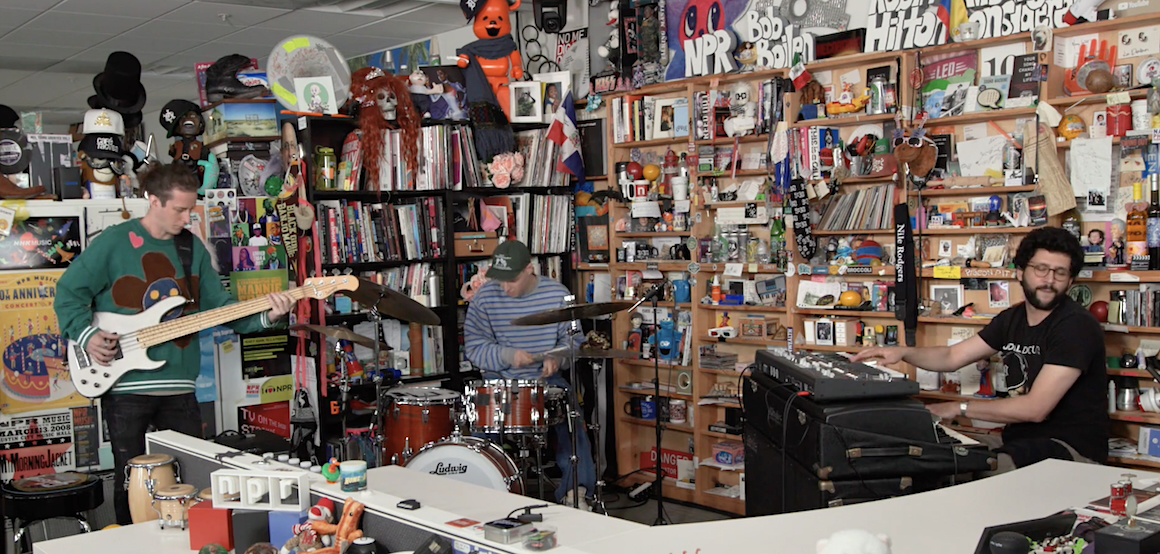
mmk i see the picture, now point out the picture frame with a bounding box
[1113,64,1134,89]
[294,76,338,114]
[532,71,570,122]
[930,284,964,315]
[815,318,834,346]
[418,65,469,121]
[988,280,1010,309]
[509,81,545,123]
[652,97,677,139]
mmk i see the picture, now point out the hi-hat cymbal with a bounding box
[534,346,642,360]
[510,301,636,326]
[347,278,441,325]
[291,324,393,350]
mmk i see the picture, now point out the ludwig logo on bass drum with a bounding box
[431,462,468,475]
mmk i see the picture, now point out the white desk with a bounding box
[34,523,196,554]
[579,459,1139,554]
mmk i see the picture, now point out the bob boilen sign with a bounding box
[684,1,815,77]
[866,0,1076,52]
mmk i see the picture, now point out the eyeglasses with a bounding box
[87,157,126,175]
[1025,262,1071,281]
[892,135,935,148]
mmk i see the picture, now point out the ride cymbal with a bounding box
[346,278,440,325]
[291,324,392,350]
[510,301,636,326]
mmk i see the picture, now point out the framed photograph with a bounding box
[815,318,834,346]
[988,280,1010,309]
[653,97,677,139]
[294,76,338,114]
[740,317,765,338]
[532,71,570,122]
[1113,64,1134,89]
[937,239,953,258]
[1091,110,1107,138]
[509,81,544,123]
[930,284,964,315]
[419,65,468,120]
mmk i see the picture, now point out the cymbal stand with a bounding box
[590,359,608,515]
[367,307,394,469]
[562,295,583,509]
[335,340,352,460]
[629,282,671,525]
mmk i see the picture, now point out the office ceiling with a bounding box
[0,0,468,127]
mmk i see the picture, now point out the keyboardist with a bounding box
[853,227,1108,473]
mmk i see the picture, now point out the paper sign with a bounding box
[1118,26,1160,59]
[724,263,743,277]
[1107,91,1131,105]
[673,200,691,213]
[1111,272,1141,282]
[1053,33,1099,68]
[933,266,962,279]
[631,201,662,218]
[962,123,987,141]
[839,69,860,87]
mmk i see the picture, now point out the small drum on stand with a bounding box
[544,386,568,427]
[466,379,548,434]
[381,387,461,465]
[404,433,524,494]
[127,453,179,524]
[152,484,198,530]
[195,487,214,504]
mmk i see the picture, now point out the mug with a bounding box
[624,396,643,418]
[624,396,656,419]
[670,243,691,260]
[636,243,659,260]
[671,177,689,201]
[669,399,687,424]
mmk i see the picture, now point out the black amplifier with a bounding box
[743,371,995,480]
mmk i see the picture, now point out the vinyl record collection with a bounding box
[315,197,445,263]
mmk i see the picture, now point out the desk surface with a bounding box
[37,432,1148,554]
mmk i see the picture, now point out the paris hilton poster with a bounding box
[0,271,86,414]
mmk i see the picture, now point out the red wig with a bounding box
[352,67,420,191]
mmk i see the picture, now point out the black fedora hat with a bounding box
[92,51,146,114]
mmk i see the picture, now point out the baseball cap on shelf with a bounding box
[485,240,531,282]
[78,133,124,160]
[83,109,124,136]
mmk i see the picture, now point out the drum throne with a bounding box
[2,472,103,553]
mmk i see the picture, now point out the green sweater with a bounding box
[54,219,270,394]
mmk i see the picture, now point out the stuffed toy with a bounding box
[460,270,490,302]
[307,498,364,554]
[455,0,521,159]
[279,498,334,554]
[723,82,756,137]
[596,6,622,73]
[350,67,420,191]
[816,529,893,554]
[407,68,443,119]
[891,115,937,186]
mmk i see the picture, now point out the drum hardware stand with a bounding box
[590,360,608,515]
[561,295,585,510]
[628,281,672,525]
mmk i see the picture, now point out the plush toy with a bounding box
[161,99,218,193]
[816,530,893,554]
[407,68,443,119]
[892,115,938,186]
[736,42,758,72]
[279,498,335,554]
[308,498,364,554]
[723,82,756,137]
[350,67,419,190]
[596,6,622,72]
[455,0,521,160]
[460,270,490,302]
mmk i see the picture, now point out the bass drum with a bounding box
[403,435,524,494]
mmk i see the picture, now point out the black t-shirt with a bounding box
[977,297,1108,464]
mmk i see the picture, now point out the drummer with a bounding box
[464,240,597,510]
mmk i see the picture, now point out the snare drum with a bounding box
[465,379,548,434]
[382,387,461,465]
[152,483,197,530]
[404,435,524,494]
[127,453,178,524]
[545,386,568,427]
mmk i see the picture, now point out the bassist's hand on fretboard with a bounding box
[86,329,121,366]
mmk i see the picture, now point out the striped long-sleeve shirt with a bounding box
[464,276,579,380]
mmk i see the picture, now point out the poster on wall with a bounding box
[238,401,290,438]
[865,0,1077,52]
[555,28,590,98]
[0,270,87,414]
[70,405,100,469]
[348,40,433,73]
[0,411,75,480]
[240,331,292,380]
[0,215,83,271]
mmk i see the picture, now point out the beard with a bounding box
[1020,277,1066,311]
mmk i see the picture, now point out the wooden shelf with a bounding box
[617,415,694,433]
[700,263,783,274]
[1109,368,1152,378]
[610,261,695,271]
[699,367,748,377]
[797,308,896,317]
[612,136,685,149]
[615,231,693,237]
[702,429,742,439]
[792,112,895,129]
[204,135,279,149]
[842,175,896,185]
[799,344,878,352]
[1077,270,1160,283]
[920,226,1041,235]
[619,386,694,401]
[619,358,693,370]
[606,80,691,98]
[1108,456,1160,470]
[922,107,1037,127]
[913,185,1036,197]
[575,262,610,270]
[698,336,787,346]
[1110,410,1160,425]
[813,228,892,235]
[1103,324,1160,335]
[1045,89,1148,108]
[698,168,770,178]
[701,304,786,313]
[921,267,1017,279]
[695,134,769,146]
[1058,136,1121,149]
[918,316,994,325]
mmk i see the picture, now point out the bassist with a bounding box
[54,162,297,524]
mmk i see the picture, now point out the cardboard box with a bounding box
[712,440,744,465]
[188,501,233,551]
[1138,427,1160,457]
[202,100,278,145]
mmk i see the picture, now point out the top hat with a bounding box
[91,52,147,115]
[0,105,17,129]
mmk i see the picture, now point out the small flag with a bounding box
[935,0,953,40]
[948,0,968,41]
[547,91,585,178]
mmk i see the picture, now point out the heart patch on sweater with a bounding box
[129,231,144,248]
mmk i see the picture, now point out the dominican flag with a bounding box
[546,91,585,179]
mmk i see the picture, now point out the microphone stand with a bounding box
[629,281,671,525]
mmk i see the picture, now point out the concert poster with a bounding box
[0,410,76,480]
[237,401,290,438]
[70,405,100,469]
[0,216,82,271]
[0,270,87,414]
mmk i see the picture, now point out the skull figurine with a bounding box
[377,88,398,121]
[723,81,756,137]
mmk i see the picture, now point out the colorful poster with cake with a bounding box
[0,270,86,414]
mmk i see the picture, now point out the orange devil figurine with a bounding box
[455,0,519,160]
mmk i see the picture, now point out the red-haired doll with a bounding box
[351,67,420,190]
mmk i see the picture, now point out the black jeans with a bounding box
[102,393,203,525]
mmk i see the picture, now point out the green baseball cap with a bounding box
[486,240,531,281]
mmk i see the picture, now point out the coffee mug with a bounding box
[669,399,687,424]
[624,396,657,419]
[636,243,659,260]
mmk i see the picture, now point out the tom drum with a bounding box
[381,387,461,465]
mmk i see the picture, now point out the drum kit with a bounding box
[295,278,660,511]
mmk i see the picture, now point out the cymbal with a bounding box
[347,278,441,325]
[291,324,393,350]
[535,346,642,360]
[510,301,636,326]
